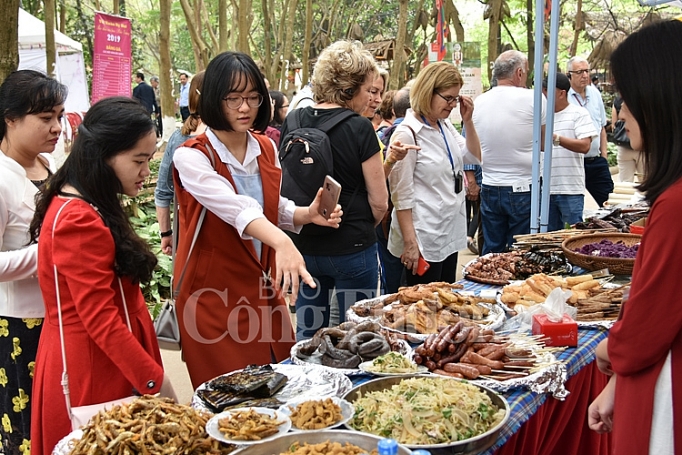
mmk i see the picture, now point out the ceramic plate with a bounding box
[358,360,429,377]
[278,396,354,432]
[205,407,291,445]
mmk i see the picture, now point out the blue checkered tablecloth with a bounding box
[288,276,609,453]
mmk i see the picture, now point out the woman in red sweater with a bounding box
[588,20,682,455]
[29,97,176,454]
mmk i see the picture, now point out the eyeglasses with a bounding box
[222,94,264,110]
[568,69,590,76]
[436,92,460,105]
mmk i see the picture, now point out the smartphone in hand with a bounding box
[318,175,342,219]
[416,256,430,276]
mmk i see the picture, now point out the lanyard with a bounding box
[421,115,455,172]
[572,92,586,107]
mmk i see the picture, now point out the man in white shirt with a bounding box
[566,56,613,207]
[473,50,546,254]
[178,73,190,121]
[542,73,598,231]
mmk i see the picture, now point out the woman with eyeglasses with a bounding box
[172,52,341,387]
[387,61,481,285]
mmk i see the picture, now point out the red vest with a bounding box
[173,133,295,388]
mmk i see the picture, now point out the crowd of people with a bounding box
[0,18,679,455]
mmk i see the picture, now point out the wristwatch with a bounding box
[160,229,173,238]
[553,134,561,147]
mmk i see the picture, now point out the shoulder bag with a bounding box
[612,119,631,148]
[51,199,138,431]
[154,140,216,350]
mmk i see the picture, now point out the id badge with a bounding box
[512,180,530,192]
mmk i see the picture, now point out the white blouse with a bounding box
[173,129,300,239]
[387,110,480,263]
[0,150,55,318]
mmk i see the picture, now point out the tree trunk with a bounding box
[279,0,298,89]
[569,0,583,57]
[445,0,465,42]
[486,0,504,82]
[261,0,273,80]
[113,0,119,15]
[44,0,57,78]
[59,0,66,32]
[390,0,408,90]
[301,0,313,85]
[179,0,210,70]
[237,0,250,53]
[159,0,175,139]
[526,0,534,85]
[0,0,20,83]
[219,0,228,52]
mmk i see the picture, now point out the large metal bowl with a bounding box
[231,429,412,454]
[343,375,510,455]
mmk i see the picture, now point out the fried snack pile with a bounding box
[352,282,495,335]
[499,273,625,321]
[68,395,235,455]
[218,408,284,441]
[288,398,342,430]
[282,441,378,455]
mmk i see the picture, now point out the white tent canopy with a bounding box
[18,8,90,113]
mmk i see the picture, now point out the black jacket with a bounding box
[133,81,158,114]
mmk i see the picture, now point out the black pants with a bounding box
[584,156,614,207]
[155,109,163,137]
[180,106,190,122]
[405,251,458,286]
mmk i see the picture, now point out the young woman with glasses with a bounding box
[171,52,341,388]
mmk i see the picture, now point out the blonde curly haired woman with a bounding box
[279,40,388,341]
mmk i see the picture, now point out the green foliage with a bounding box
[122,158,171,319]
[607,142,618,167]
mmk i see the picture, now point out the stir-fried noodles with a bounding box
[349,377,505,445]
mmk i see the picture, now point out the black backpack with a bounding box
[279,108,356,206]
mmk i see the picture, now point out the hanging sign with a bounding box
[91,12,132,104]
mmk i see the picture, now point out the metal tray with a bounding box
[231,429,412,454]
[342,375,510,455]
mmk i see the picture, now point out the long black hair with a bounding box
[30,97,157,283]
[0,70,67,139]
[610,19,682,205]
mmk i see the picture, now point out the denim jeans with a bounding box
[480,185,531,254]
[295,244,379,341]
[375,224,404,294]
[548,194,584,231]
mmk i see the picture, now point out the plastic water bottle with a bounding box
[411,450,432,455]
[377,438,399,455]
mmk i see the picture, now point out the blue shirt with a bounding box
[568,84,606,158]
[179,82,189,108]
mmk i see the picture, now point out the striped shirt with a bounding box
[550,103,598,194]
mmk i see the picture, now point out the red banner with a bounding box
[91,12,132,105]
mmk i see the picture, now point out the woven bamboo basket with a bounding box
[561,233,641,275]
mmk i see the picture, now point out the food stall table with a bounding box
[458,278,612,455]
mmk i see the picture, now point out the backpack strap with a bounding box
[315,109,357,133]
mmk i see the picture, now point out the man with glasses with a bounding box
[473,50,546,254]
[542,73,598,231]
[567,56,613,207]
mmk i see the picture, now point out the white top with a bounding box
[473,86,546,186]
[173,129,300,239]
[567,85,607,158]
[549,104,598,195]
[387,110,480,262]
[650,351,673,454]
[0,150,56,318]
